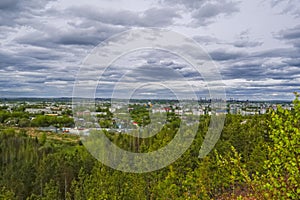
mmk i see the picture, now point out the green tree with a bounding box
[260,93,300,199]
[42,180,60,200]
[0,186,16,200]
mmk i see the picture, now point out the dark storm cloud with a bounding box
[55,25,123,46]
[283,59,300,67]
[0,70,46,95]
[124,50,204,81]
[13,32,54,48]
[124,65,181,82]
[232,40,263,48]
[0,51,27,68]
[276,24,300,48]
[18,48,63,61]
[221,56,300,82]
[98,49,204,85]
[265,66,300,80]
[0,0,56,12]
[0,0,56,27]
[45,75,75,82]
[0,48,66,71]
[0,0,19,10]
[221,63,266,80]
[0,50,52,71]
[209,49,247,61]
[278,25,300,40]
[161,0,205,9]
[251,48,299,59]
[27,79,46,84]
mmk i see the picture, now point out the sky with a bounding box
[0,0,300,100]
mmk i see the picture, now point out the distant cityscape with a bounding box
[0,97,293,135]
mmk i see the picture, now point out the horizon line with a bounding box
[0,97,293,102]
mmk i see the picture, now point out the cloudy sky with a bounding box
[1,0,300,100]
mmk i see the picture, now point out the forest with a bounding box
[0,96,299,199]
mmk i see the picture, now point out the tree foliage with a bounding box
[0,96,299,199]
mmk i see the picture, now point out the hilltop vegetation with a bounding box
[0,96,299,199]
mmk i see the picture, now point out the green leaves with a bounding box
[260,93,300,199]
[0,186,16,200]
